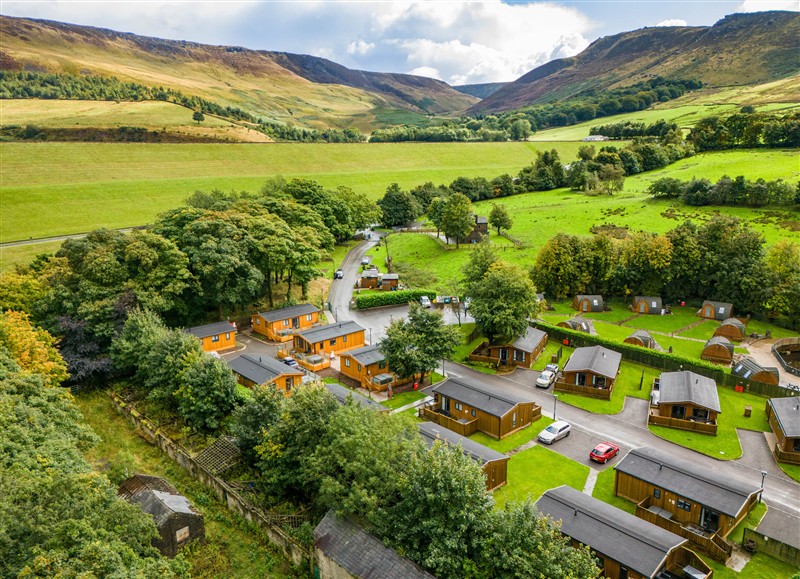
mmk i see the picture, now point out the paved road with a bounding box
[0,227,138,247]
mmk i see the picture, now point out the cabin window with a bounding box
[471,409,476,417]
[225,332,231,340]
[619,566,628,579]
[306,314,313,321]
[286,377,293,392]
[595,557,604,570]
[211,335,219,342]
[671,405,686,420]
[379,361,387,369]
[677,499,692,512]
[283,319,289,327]
[512,412,517,428]
[455,402,463,411]
[357,364,362,372]
[577,373,587,386]
[653,488,661,499]
[329,338,337,346]
[513,350,525,362]
[344,358,350,368]
[255,318,260,325]
[718,307,725,314]
[343,334,347,343]
[793,439,800,452]
[692,408,710,421]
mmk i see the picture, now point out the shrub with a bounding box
[354,289,436,309]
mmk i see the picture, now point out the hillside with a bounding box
[471,11,800,114]
[453,82,507,99]
[0,15,477,130]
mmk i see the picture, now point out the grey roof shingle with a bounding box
[615,447,761,517]
[732,357,780,383]
[768,397,800,438]
[118,475,200,526]
[361,270,380,279]
[536,485,685,578]
[627,329,657,347]
[431,375,534,418]
[563,346,622,379]
[313,510,435,579]
[381,273,399,280]
[704,336,734,353]
[510,327,547,353]
[418,422,507,465]
[227,354,303,385]
[297,321,365,343]
[719,318,745,332]
[658,371,721,413]
[185,321,236,339]
[324,382,387,412]
[256,303,320,322]
[345,344,385,367]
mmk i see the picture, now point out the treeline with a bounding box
[648,175,799,207]
[0,311,187,577]
[589,119,679,139]
[688,109,800,151]
[533,217,800,329]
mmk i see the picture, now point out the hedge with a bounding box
[354,290,437,310]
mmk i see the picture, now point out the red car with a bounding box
[590,442,620,464]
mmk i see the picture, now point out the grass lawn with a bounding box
[531,341,574,371]
[777,462,800,484]
[381,390,427,410]
[591,468,636,515]
[557,361,658,414]
[0,240,63,273]
[700,552,798,579]
[622,306,703,334]
[315,239,359,276]
[746,319,799,340]
[728,502,767,546]
[677,320,721,341]
[453,322,483,362]
[648,387,771,460]
[493,444,589,508]
[74,391,295,578]
[470,416,554,454]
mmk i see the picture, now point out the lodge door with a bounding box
[700,508,720,533]
[671,405,686,420]
[639,302,646,313]
[500,348,508,363]
[292,317,300,329]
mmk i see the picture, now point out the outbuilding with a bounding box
[701,336,734,365]
[731,357,779,385]
[699,300,733,321]
[358,270,380,289]
[185,321,237,353]
[631,296,663,315]
[624,329,662,350]
[558,345,622,399]
[380,273,399,291]
[557,316,596,334]
[713,318,747,342]
[573,294,604,313]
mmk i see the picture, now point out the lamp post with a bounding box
[335,306,339,322]
[369,328,372,345]
[553,394,559,421]
[759,470,767,503]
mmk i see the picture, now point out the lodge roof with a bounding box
[227,354,303,385]
[256,303,320,322]
[704,336,734,353]
[634,296,663,309]
[563,346,622,379]
[344,343,385,367]
[184,321,236,339]
[431,375,535,418]
[297,321,365,343]
[418,422,506,465]
[768,397,800,439]
[732,357,780,383]
[701,300,733,320]
[559,317,596,334]
[510,326,548,354]
[658,371,721,413]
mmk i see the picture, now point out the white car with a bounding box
[419,296,432,308]
[536,370,556,389]
[537,420,571,445]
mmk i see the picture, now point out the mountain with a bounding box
[452,82,507,100]
[471,11,800,114]
[0,16,477,130]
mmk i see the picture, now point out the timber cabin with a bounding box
[227,354,304,395]
[614,446,761,562]
[557,316,596,334]
[713,318,747,342]
[185,321,236,353]
[699,300,733,321]
[573,294,604,313]
[358,269,380,289]
[731,357,779,386]
[631,296,663,315]
[294,321,366,357]
[624,329,662,350]
[118,474,205,558]
[323,382,389,413]
[701,336,734,365]
[339,343,393,390]
[313,510,434,579]
[536,485,711,579]
[418,422,509,491]
[649,371,721,435]
[466,214,489,243]
[423,375,541,439]
[557,345,622,400]
[380,273,399,290]
[766,397,800,465]
[251,303,321,342]
[473,327,548,369]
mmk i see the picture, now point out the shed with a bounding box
[699,300,733,321]
[380,273,399,291]
[714,318,747,342]
[731,357,779,386]
[359,270,380,289]
[632,296,663,315]
[118,474,205,557]
[624,329,662,350]
[323,381,389,412]
[573,294,604,313]
[185,321,237,353]
[701,336,734,365]
[466,214,489,243]
[557,316,596,334]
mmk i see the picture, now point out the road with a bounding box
[0,227,138,247]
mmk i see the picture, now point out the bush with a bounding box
[354,289,436,309]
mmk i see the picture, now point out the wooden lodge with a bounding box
[624,329,662,350]
[699,300,733,321]
[631,296,663,315]
[701,336,734,365]
[323,382,389,413]
[380,273,399,290]
[470,327,548,369]
[423,375,541,439]
[227,354,304,395]
[556,345,622,400]
[557,316,596,334]
[732,357,779,386]
[251,303,321,342]
[713,318,747,342]
[185,321,236,353]
[766,397,800,465]
[339,343,394,390]
[466,214,488,243]
[615,446,762,562]
[358,269,380,289]
[573,294,604,313]
[648,371,721,435]
[418,422,509,491]
[293,321,366,357]
[536,485,711,579]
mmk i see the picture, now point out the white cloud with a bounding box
[655,19,689,27]
[408,66,442,80]
[347,40,376,56]
[738,0,799,12]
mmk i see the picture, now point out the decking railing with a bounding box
[665,546,713,578]
[554,381,612,400]
[419,404,478,436]
[774,444,800,465]
[647,412,718,435]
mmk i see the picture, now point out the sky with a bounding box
[1,1,797,85]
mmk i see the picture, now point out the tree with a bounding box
[174,351,240,432]
[427,196,447,238]
[192,110,205,124]
[230,385,283,463]
[469,261,539,343]
[462,237,498,297]
[533,233,586,299]
[333,186,382,232]
[488,203,512,235]
[597,164,625,195]
[764,240,800,328]
[0,311,68,387]
[0,272,45,313]
[110,307,168,378]
[377,183,421,227]
[577,145,595,161]
[509,119,532,141]
[441,192,474,248]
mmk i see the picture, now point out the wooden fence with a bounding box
[108,392,311,568]
[499,231,523,246]
[419,405,478,437]
[772,337,800,377]
[743,527,800,567]
[773,444,800,465]
[647,413,718,435]
[554,381,613,400]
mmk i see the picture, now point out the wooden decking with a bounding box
[419,403,478,437]
[648,410,718,435]
[554,381,612,400]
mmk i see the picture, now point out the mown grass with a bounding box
[591,468,636,515]
[700,552,798,579]
[471,416,553,454]
[556,361,659,414]
[0,240,63,272]
[677,320,721,340]
[777,461,800,484]
[381,390,427,410]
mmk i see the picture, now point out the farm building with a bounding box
[731,357,779,385]
[118,474,205,558]
[323,382,388,413]
[251,303,321,342]
[615,446,761,561]
[557,316,596,334]
[713,318,747,342]
[293,321,366,357]
[765,397,800,465]
[472,327,548,368]
[698,300,733,321]
[313,510,434,579]
[649,371,721,435]
[418,422,509,491]
[339,343,393,390]
[227,354,304,395]
[624,329,662,350]
[557,345,622,400]
[466,214,489,243]
[536,485,711,579]
[185,321,236,353]
[423,375,541,439]
[358,269,380,289]
[573,294,604,313]
[631,296,663,315]
[380,273,399,290]
[701,336,734,365]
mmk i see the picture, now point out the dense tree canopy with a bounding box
[468,261,539,343]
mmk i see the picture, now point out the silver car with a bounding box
[537,420,571,444]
